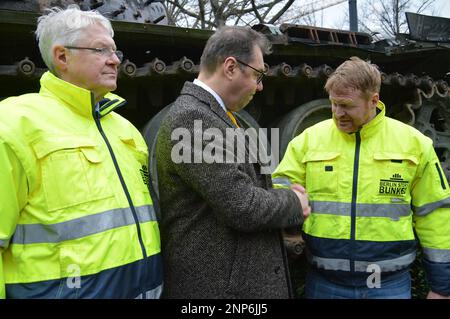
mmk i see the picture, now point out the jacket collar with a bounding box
[180,81,237,128]
[359,100,386,138]
[39,71,125,119]
[96,94,127,119]
[333,100,386,139]
[193,79,227,112]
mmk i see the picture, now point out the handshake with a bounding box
[291,184,311,219]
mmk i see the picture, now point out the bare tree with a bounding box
[165,0,438,34]
[277,0,348,26]
[164,0,298,29]
[358,0,437,38]
[164,0,355,29]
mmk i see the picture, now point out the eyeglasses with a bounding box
[235,58,266,84]
[65,46,124,63]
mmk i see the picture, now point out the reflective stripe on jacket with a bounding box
[0,71,162,298]
[273,101,450,295]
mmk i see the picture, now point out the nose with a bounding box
[107,53,121,66]
[256,81,263,91]
[333,104,345,117]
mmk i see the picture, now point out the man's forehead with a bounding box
[80,35,116,49]
[252,46,265,69]
[330,87,361,99]
[332,85,357,94]
[80,24,114,42]
[252,58,265,73]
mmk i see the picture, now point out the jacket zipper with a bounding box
[350,131,361,274]
[93,104,148,260]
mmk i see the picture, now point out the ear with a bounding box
[52,45,69,72]
[223,56,237,81]
[371,92,379,108]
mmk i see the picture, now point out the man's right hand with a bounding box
[291,184,311,219]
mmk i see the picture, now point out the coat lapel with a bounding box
[180,82,236,128]
[179,81,269,175]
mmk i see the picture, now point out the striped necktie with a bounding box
[226,111,240,128]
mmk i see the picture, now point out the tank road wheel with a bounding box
[235,109,262,130]
[272,99,331,260]
[274,99,332,157]
[142,107,260,218]
[414,96,450,182]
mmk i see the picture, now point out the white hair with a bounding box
[35,4,113,73]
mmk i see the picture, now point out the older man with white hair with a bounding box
[0,5,162,298]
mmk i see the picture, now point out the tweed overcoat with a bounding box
[156,82,303,298]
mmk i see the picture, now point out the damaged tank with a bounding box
[1,1,450,266]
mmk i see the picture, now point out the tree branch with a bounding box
[198,0,206,29]
[166,0,202,21]
[268,0,295,24]
[250,0,264,23]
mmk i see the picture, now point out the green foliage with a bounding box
[411,250,431,299]
[288,254,308,299]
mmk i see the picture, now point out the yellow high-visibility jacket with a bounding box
[273,101,450,295]
[0,71,162,298]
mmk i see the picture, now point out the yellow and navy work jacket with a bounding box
[0,71,162,298]
[273,101,450,295]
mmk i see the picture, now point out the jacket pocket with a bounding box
[302,151,340,196]
[434,162,447,190]
[225,239,249,296]
[119,135,151,194]
[32,136,114,212]
[372,152,418,200]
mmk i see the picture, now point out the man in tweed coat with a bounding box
[156,26,310,298]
